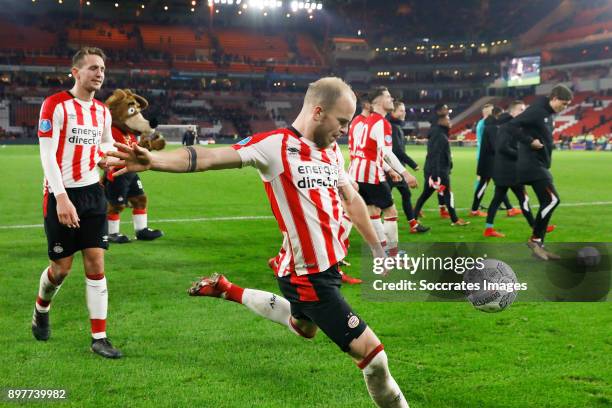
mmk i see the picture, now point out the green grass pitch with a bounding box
[0,144,611,407]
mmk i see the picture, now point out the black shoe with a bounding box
[108,233,130,244]
[91,338,123,359]
[410,224,431,233]
[136,228,163,241]
[31,309,50,341]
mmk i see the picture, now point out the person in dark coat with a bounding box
[470,107,518,217]
[413,112,469,226]
[510,85,572,260]
[387,101,429,233]
[483,101,540,237]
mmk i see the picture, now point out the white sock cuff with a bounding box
[133,213,147,232]
[92,332,107,340]
[86,277,107,287]
[108,219,120,235]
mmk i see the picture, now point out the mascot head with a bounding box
[105,89,154,136]
[105,89,165,151]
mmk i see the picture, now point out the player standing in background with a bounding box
[431,103,451,219]
[470,107,522,218]
[387,101,429,233]
[471,103,517,217]
[32,47,122,358]
[413,107,469,226]
[110,77,409,408]
[511,85,572,260]
[349,87,418,256]
[483,100,552,238]
[340,93,372,257]
[348,93,371,162]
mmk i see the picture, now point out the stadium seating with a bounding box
[140,24,211,56]
[0,20,56,52]
[216,29,290,62]
[67,24,137,50]
[539,3,612,44]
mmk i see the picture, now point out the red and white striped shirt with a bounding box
[38,91,113,194]
[348,112,392,184]
[233,127,349,277]
[348,113,367,162]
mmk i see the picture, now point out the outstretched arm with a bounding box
[108,143,243,176]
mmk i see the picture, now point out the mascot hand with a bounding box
[149,132,166,151]
[138,133,166,151]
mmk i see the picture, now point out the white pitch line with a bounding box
[1,201,611,230]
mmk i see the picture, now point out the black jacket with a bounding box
[492,113,518,187]
[476,115,497,177]
[424,123,452,178]
[508,96,556,183]
[388,116,418,170]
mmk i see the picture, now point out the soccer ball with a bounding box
[463,259,518,313]
[576,246,601,267]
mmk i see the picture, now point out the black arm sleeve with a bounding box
[430,134,443,178]
[509,104,545,145]
[391,127,413,167]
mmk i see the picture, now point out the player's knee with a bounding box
[383,205,398,217]
[108,203,126,214]
[290,317,317,338]
[129,195,147,209]
[359,344,388,376]
[367,206,381,217]
[82,253,105,276]
[49,262,71,283]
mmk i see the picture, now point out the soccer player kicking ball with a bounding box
[33,47,122,358]
[109,77,408,407]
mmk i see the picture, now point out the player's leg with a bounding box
[79,184,121,358]
[483,185,508,237]
[530,179,560,242]
[395,180,429,234]
[127,175,162,241]
[107,203,129,243]
[350,328,408,408]
[82,247,122,358]
[441,176,468,226]
[368,205,387,250]
[375,182,400,255]
[382,206,399,255]
[413,175,436,220]
[380,193,400,257]
[510,185,535,227]
[188,273,318,338]
[527,180,561,260]
[105,174,131,243]
[470,176,489,216]
[358,182,387,249]
[33,191,79,341]
[502,193,520,216]
[32,256,73,341]
[298,267,408,407]
[437,194,449,218]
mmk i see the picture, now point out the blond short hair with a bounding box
[304,77,355,110]
[72,46,106,68]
